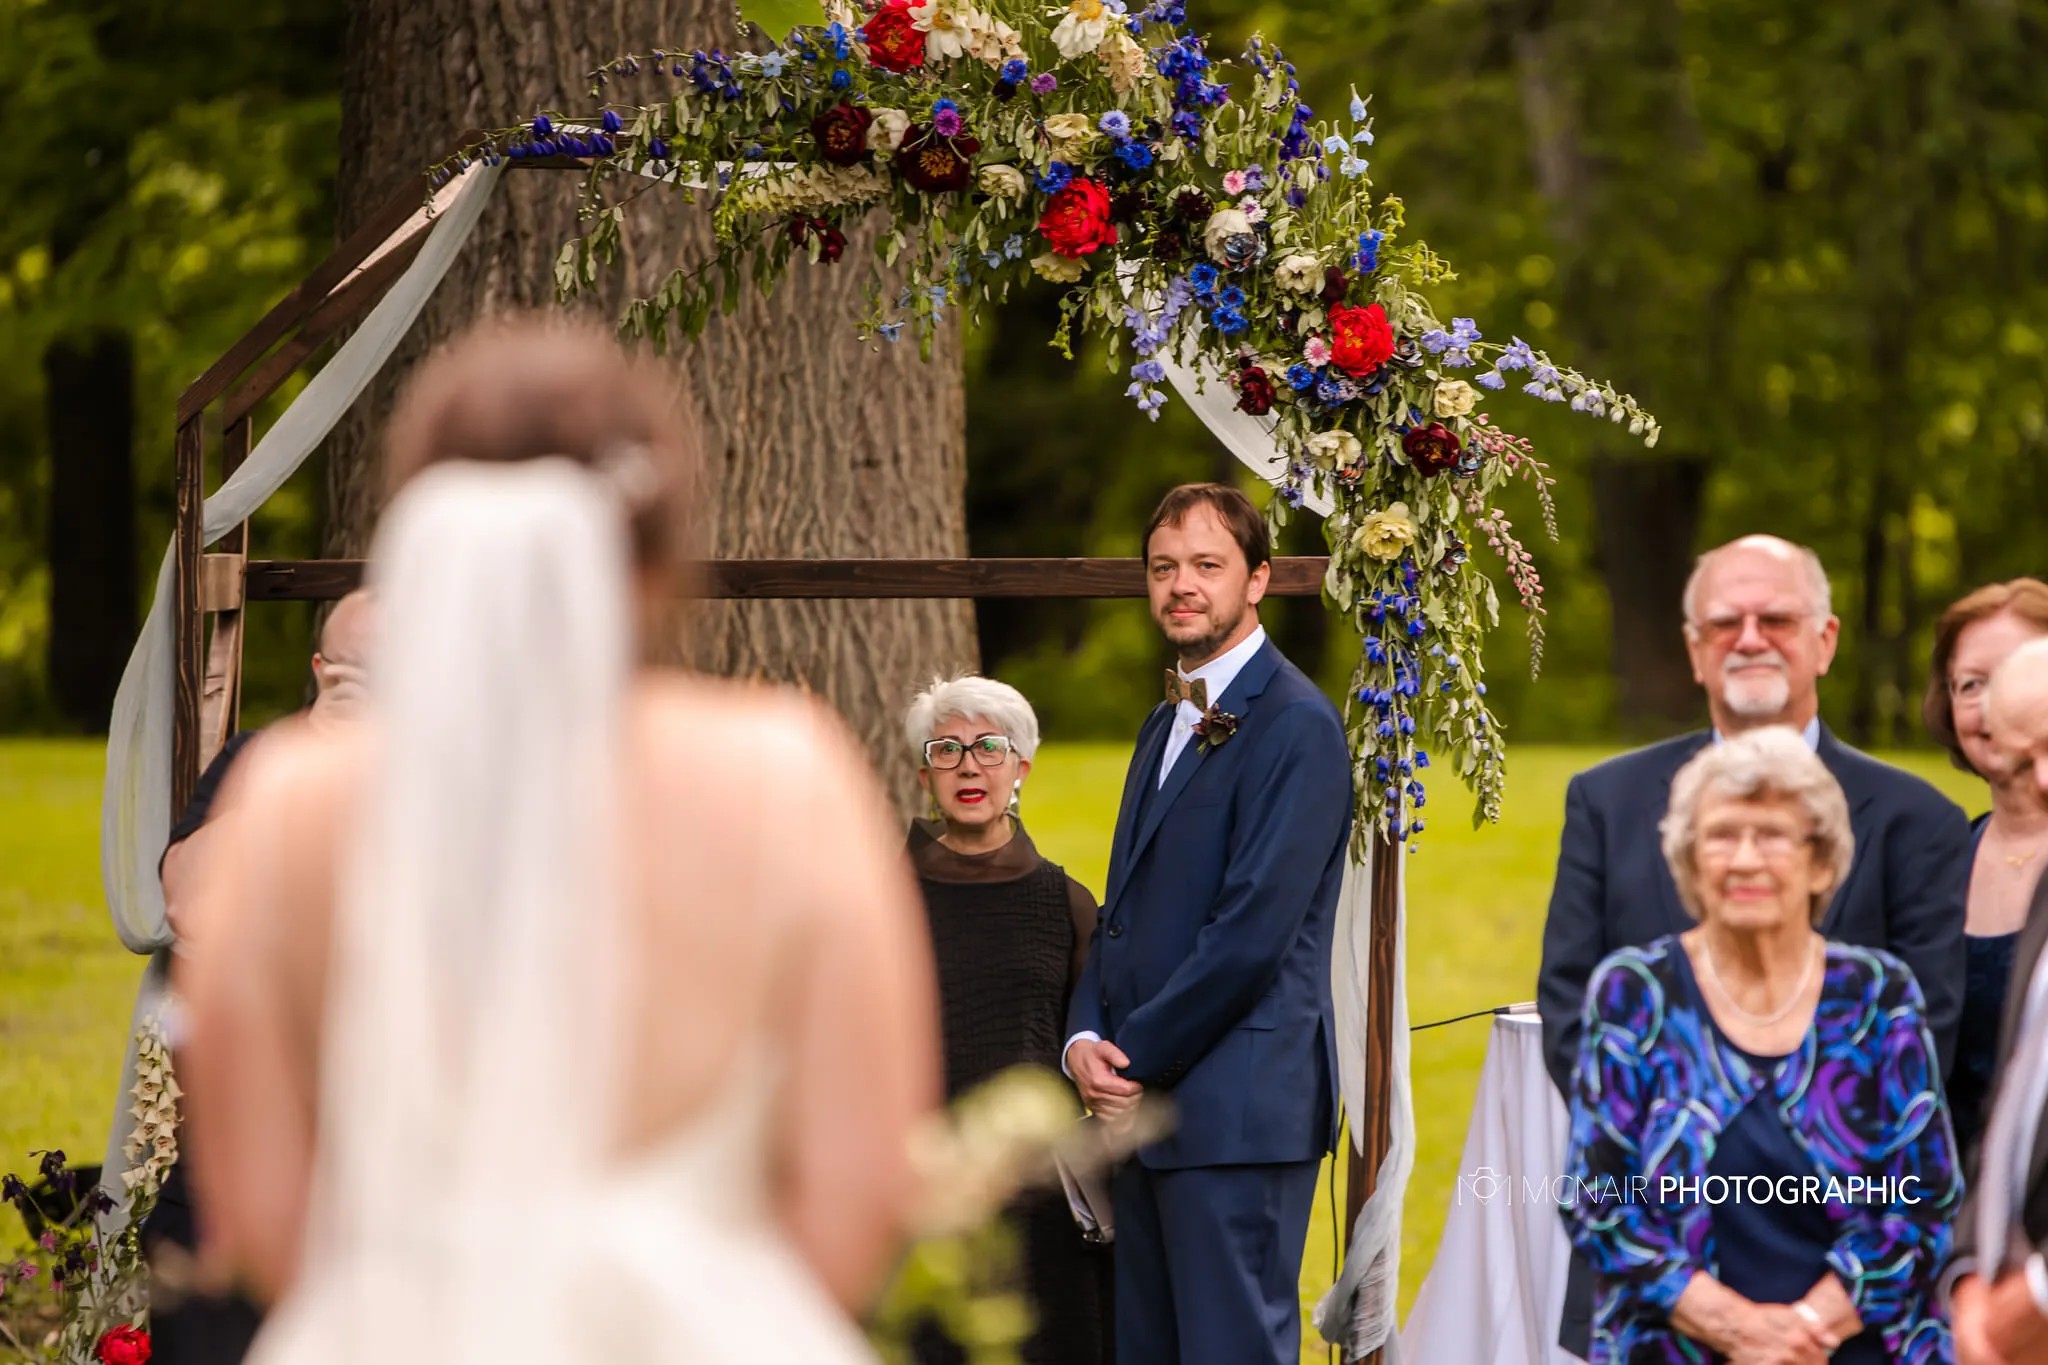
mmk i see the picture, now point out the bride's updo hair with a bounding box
[382,314,699,574]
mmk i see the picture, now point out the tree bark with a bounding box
[330,0,975,807]
[1587,453,1708,734]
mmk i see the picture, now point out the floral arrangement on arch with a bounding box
[439,0,1659,841]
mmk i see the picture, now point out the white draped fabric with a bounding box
[1400,1015,1578,1365]
[96,162,505,1206]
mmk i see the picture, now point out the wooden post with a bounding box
[172,416,206,816]
[1343,830,1402,1364]
[198,417,253,764]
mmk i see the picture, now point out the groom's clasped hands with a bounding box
[1067,1038,1144,1134]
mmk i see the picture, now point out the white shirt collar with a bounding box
[1177,625,1268,710]
[1710,716,1822,750]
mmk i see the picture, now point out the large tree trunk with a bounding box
[43,73,138,732]
[1513,0,1708,735]
[329,0,975,807]
[44,328,137,729]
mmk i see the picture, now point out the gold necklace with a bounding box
[1699,934,1819,1029]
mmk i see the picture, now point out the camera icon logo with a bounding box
[1458,1166,1510,1207]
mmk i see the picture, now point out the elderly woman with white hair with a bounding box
[1561,727,1961,1364]
[902,674,1112,1365]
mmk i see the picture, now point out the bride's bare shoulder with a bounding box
[214,718,368,820]
[632,672,870,770]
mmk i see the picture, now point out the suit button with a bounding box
[1108,922,1124,938]
[1100,994,1110,1011]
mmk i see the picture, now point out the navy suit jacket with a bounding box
[1066,639,1352,1170]
[1536,725,1971,1099]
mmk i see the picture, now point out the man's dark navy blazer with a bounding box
[1067,636,1351,1169]
[1537,723,1970,1358]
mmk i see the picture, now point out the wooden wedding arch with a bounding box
[169,143,1402,1327]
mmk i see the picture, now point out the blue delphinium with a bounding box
[1188,262,1220,301]
[1287,363,1317,391]
[1038,161,1076,194]
[830,68,851,90]
[1355,229,1384,274]
[1116,140,1154,170]
[756,51,788,78]
[1001,58,1028,83]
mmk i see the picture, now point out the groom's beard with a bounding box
[1163,596,1248,662]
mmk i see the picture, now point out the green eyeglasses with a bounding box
[923,735,1014,770]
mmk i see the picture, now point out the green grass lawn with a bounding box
[0,737,1983,1361]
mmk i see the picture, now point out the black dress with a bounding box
[908,820,1114,1365]
[1951,815,2017,1163]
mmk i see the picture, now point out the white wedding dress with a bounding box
[242,460,879,1364]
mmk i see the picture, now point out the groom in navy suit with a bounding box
[1065,483,1352,1364]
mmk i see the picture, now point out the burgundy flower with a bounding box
[894,127,979,193]
[1193,706,1239,753]
[1152,226,1187,261]
[810,103,873,166]
[1403,421,1463,477]
[1321,266,1350,305]
[1236,365,1276,416]
[1172,188,1214,224]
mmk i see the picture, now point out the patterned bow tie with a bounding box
[1165,670,1209,711]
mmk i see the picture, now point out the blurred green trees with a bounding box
[3,0,2043,770]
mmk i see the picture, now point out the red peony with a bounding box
[1402,422,1463,476]
[1328,302,1396,377]
[861,0,927,73]
[96,1326,151,1365]
[1236,365,1276,416]
[1037,177,1120,258]
[810,103,873,166]
[894,128,979,193]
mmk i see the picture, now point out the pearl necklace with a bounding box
[1699,934,1819,1029]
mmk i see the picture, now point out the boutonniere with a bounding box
[1193,705,1239,754]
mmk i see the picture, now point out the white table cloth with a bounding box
[1399,1014,1583,1365]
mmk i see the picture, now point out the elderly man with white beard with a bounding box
[1537,534,1970,1362]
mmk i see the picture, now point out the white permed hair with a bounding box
[903,674,1042,764]
[1681,536,1833,626]
[1659,726,1854,926]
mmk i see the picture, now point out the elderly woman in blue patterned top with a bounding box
[1561,727,1961,1364]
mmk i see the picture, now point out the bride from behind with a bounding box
[175,317,940,1362]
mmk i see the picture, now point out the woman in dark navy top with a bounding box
[1923,578,2048,1158]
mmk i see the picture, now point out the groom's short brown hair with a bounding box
[1142,483,1270,571]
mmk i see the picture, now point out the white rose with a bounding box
[978,163,1030,200]
[1044,112,1095,150]
[1031,251,1086,283]
[1434,380,1479,418]
[867,108,911,154]
[1203,207,1255,262]
[1273,253,1322,294]
[1307,430,1363,468]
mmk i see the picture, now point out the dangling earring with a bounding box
[927,789,943,823]
[1009,780,1023,817]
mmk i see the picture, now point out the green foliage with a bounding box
[0,0,341,729]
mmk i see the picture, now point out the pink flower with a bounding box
[1304,336,1332,367]
[1239,196,1265,224]
[1222,169,1248,195]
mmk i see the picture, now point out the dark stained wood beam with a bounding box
[223,226,431,425]
[243,556,1334,602]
